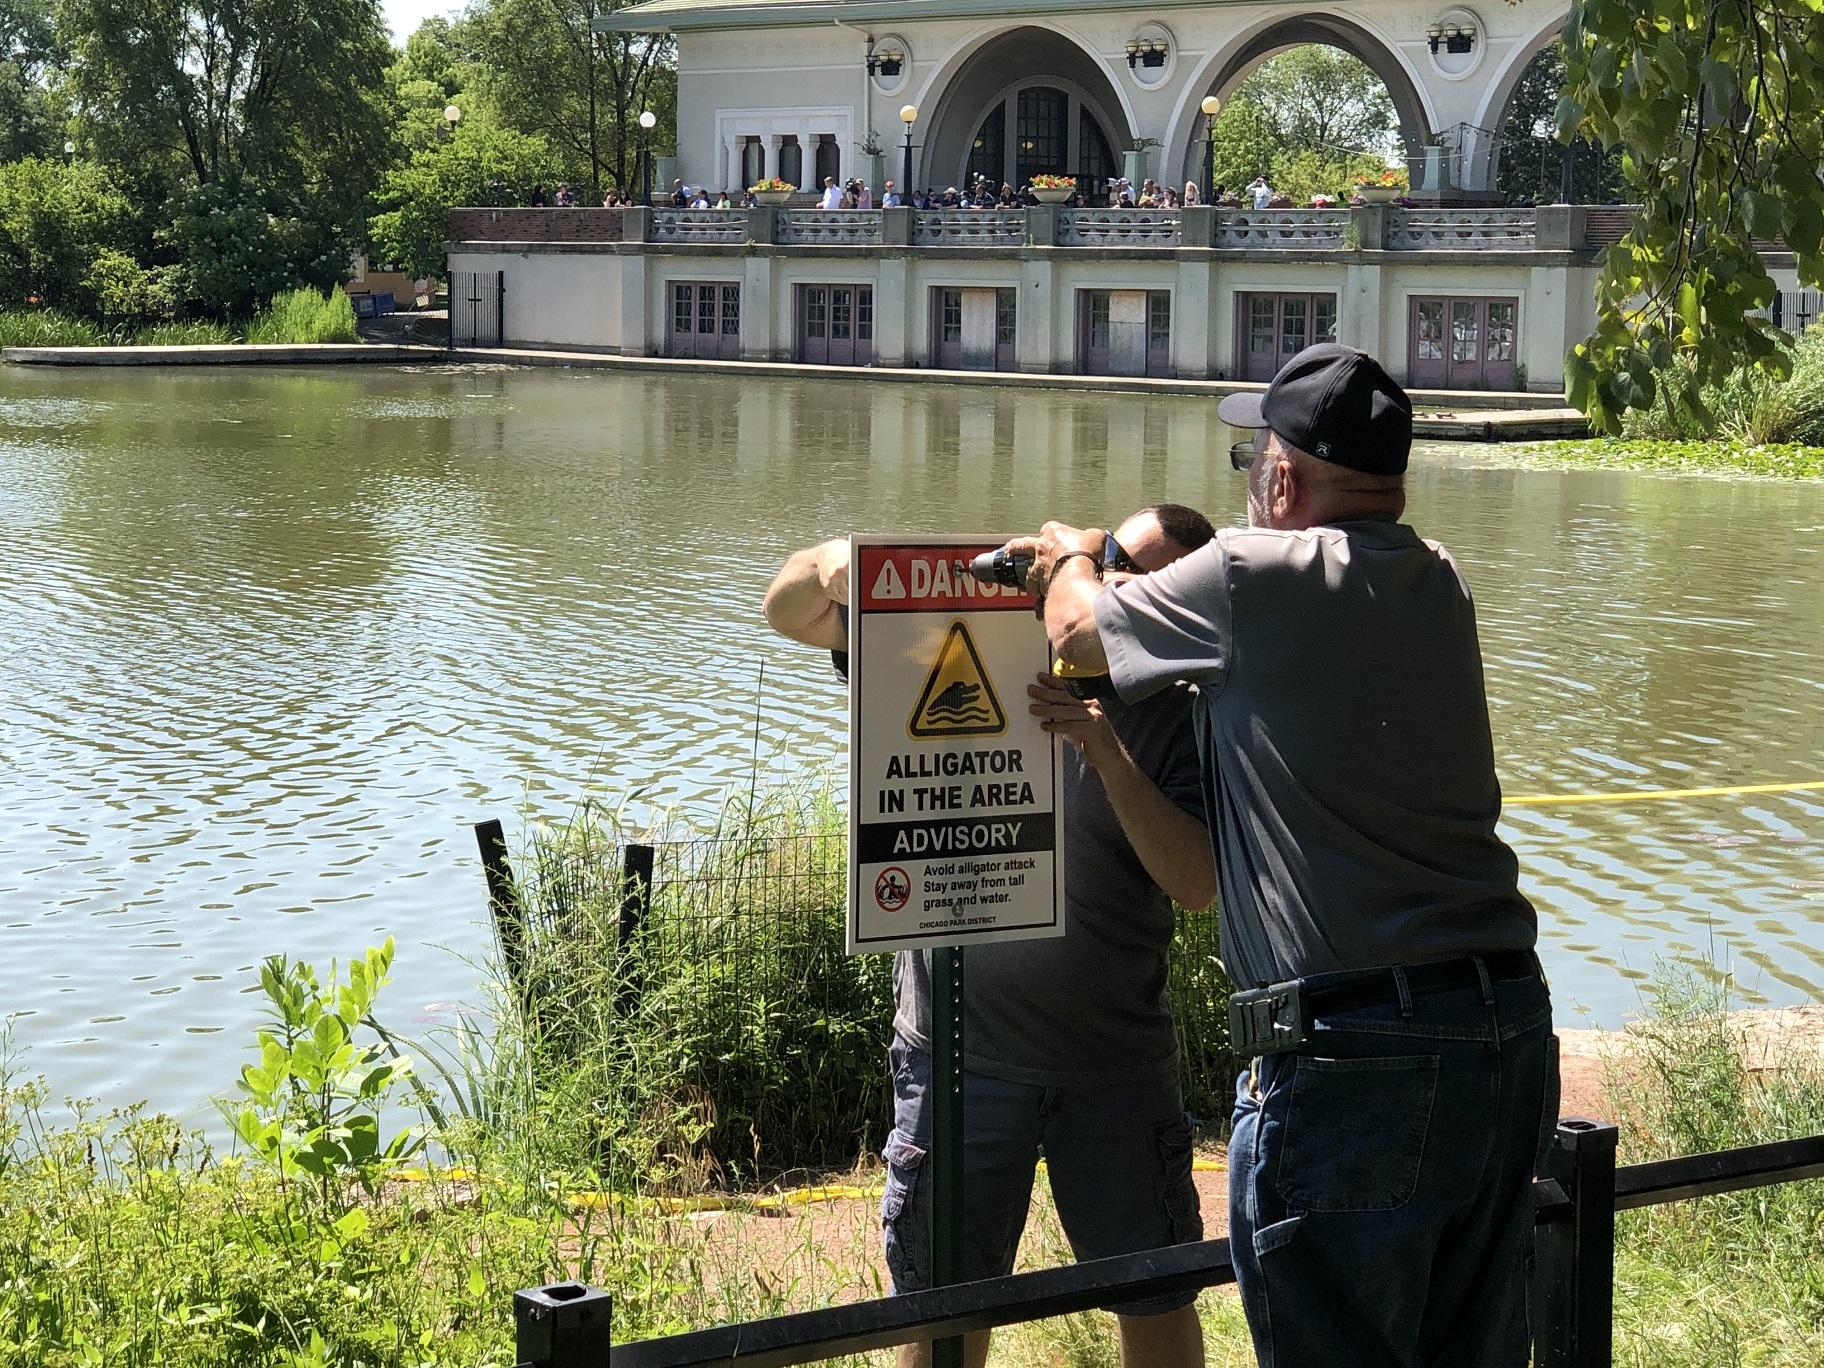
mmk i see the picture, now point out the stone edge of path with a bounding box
[4,341,1588,442]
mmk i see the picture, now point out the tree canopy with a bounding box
[1559,0,1824,432]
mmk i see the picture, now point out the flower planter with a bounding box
[1032,187,1074,204]
[752,189,793,207]
[1357,186,1401,204]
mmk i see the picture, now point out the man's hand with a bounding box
[1027,673,1123,771]
[1032,521,1105,594]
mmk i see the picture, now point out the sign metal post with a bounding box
[846,534,1066,1368]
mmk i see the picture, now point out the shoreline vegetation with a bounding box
[0,288,358,351]
[2,789,1821,1366]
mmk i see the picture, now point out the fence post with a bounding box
[1533,1116,1619,1368]
[514,1283,612,1368]
[616,843,655,1018]
[474,819,530,1005]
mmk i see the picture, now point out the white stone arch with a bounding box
[908,19,1139,193]
[958,73,1127,191]
[1464,3,1573,191]
[1163,9,1440,192]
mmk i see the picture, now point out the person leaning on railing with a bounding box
[1016,343,1560,1368]
[761,506,1222,1368]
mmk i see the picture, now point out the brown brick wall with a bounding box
[448,208,625,243]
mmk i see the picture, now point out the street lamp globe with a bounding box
[900,104,919,125]
[443,104,461,125]
[1201,95,1222,118]
[63,139,75,155]
[638,110,657,131]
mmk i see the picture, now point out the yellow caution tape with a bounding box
[1507,779,1824,807]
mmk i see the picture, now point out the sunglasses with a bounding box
[1103,531,1139,573]
[1229,427,1275,471]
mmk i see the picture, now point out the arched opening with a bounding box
[1484,42,1625,204]
[1175,16,1431,195]
[923,26,1131,196]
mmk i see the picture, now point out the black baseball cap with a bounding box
[1217,343,1412,475]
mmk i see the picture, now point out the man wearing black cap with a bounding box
[1019,344,1557,1367]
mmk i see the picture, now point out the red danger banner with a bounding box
[857,544,1036,614]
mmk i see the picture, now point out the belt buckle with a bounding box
[1228,980,1308,1057]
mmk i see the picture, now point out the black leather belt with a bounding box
[1229,950,1541,1056]
[1302,949,1541,1018]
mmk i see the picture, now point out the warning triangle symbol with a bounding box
[909,621,1007,738]
[872,559,906,601]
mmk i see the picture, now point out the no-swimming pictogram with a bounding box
[908,621,1007,738]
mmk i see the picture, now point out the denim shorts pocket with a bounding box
[1153,1113,1203,1243]
[880,1128,928,1292]
[1274,1054,1439,1213]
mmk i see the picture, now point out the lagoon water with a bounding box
[2,362,1821,1123]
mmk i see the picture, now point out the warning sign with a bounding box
[909,623,1006,738]
[847,535,1065,955]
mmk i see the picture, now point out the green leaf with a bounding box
[468,1267,488,1299]
[1742,191,1783,240]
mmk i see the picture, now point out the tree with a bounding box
[1494,45,1624,207]
[1234,45,1398,160]
[57,0,395,311]
[368,122,561,278]
[1558,0,1824,432]
[389,14,487,155]
[465,0,673,200]
[0,154,131,310]
[0,0,63,162]
[1204,47,1398,202]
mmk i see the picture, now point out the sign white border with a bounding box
[846,534,1067,955]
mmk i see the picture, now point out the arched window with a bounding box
[968,105,1005,188]
[1015,87,1068,184]
[1078,109,1117,191]
[780,137,804,189]
[815,134,841,188]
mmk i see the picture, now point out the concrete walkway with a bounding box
[4,340,1588,441]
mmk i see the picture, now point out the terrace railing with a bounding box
[1388,208,1537,250]
[777,210,883,247]
[1214,209,1350,249]
[1058,209,1182,247]
[912,209,1028,246]
[510,1120,1824,1368]
[648,209,749,244]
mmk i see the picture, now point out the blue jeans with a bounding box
[881,1038,1203,1316]
[1228,961,1559,1368]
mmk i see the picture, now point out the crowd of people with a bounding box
[519,169,1390,211]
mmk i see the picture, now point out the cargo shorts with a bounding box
[879,1035,1203,1316]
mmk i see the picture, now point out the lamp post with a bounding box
[442,104,461,139]
[1200,95,1221,199]
[638,110,657,206]
[62,139,75,166]
[900,104,918,203]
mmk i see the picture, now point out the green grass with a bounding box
[242,288,358,345]
[0,288,357,352]
[1520,438,1824,479]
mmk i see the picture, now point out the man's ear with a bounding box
[1272,453,1298,521]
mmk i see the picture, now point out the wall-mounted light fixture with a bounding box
[1427,20,1476,54]
[1125,37,1168,70]
[866,47,904,78]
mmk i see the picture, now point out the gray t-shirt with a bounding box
[891,685,1207,1088]
[1093,519,1535,989]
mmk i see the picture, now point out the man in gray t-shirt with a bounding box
[763,506,1217,1368]
[1025,345,1557,1367]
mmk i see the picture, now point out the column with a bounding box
[742,253,775,361]
[1342,260,1384,358]
[618,251,650,357]
[1173,257,1216,379]
[724,138,742,194]
[875,254,912,368]
[1526,265,1571,396]
[1016,255,1055,374]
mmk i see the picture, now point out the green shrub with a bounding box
[1625,327,1824,447]
[244,286,359,344]
[131,319,234,346]
[0,157,135,314]
[0,307,109,347]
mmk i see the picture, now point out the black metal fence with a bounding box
[511,1120,1824,1368]
[451,269,505,347]
[475,822,1236,1184]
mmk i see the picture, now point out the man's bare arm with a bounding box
[762,538,849,650]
